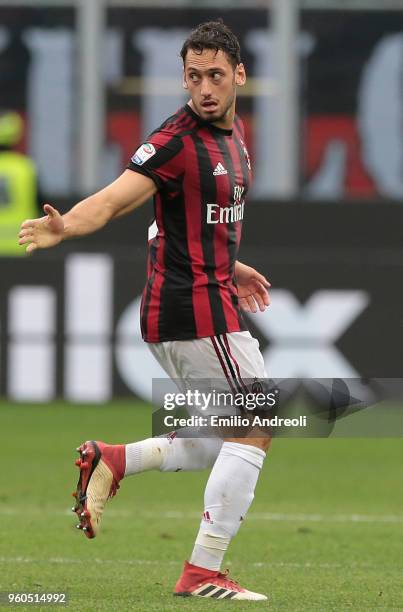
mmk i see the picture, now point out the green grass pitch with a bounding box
[0,401,402,611]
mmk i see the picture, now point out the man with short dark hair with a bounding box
[19,21,271,601]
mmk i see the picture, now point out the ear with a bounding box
[235,63,246,87]
[182,71,188,90]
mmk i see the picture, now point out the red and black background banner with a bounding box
[1,6,403,199]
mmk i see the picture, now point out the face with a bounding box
[183,48,246,129]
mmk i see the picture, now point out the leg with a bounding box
[72,434,222,539]
[125,434,222,474]
[125,341,223,474]
[174,434,269,600]
[189,439,267,571]
[72,342,222,538]
[171,332,270,599]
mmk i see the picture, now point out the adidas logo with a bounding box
[213,162,228,176]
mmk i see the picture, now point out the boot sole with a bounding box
[71,440,101,539]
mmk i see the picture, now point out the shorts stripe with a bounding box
[210,336,237,394]
[216,335,244,394]
[211,335,248,395]
[216,335,246,394]
[222,333,249,394]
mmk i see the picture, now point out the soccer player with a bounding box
[18,21,271,601]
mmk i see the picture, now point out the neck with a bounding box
[215,105,235,131]
[188,99,236,130]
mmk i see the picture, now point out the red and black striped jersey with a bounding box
[127,104,252,343]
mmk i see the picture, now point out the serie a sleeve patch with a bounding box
[131,143,156,166]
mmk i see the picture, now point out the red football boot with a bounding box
[174,561,268,601]
[71,440,125,539]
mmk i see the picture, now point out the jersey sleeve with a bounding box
[127,131,184,192]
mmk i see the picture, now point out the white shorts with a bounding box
[149,330,266,385]
[148,331,267,419]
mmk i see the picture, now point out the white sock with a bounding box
[190,441,266,571]
[124,436,222,476]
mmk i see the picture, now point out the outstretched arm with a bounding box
[235,260,271,313]
[18,170,157,253]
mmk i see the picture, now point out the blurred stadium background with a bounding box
[0,1,402,610]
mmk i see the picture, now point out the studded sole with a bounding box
[72,441,101,539]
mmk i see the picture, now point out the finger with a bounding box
[19,235,34,245]
[250,271,271,287]
[239,297,251,312]
[253,291,266,312]
[252,280,270,301]
[43,203,58,217]
[19,228,33,238]
[26,243,37,254]
[246,295,258,313]
[21,220,35,230]
[255,282,271,306]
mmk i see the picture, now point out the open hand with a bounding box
[18,204,64,253]
[235,261,271,313]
